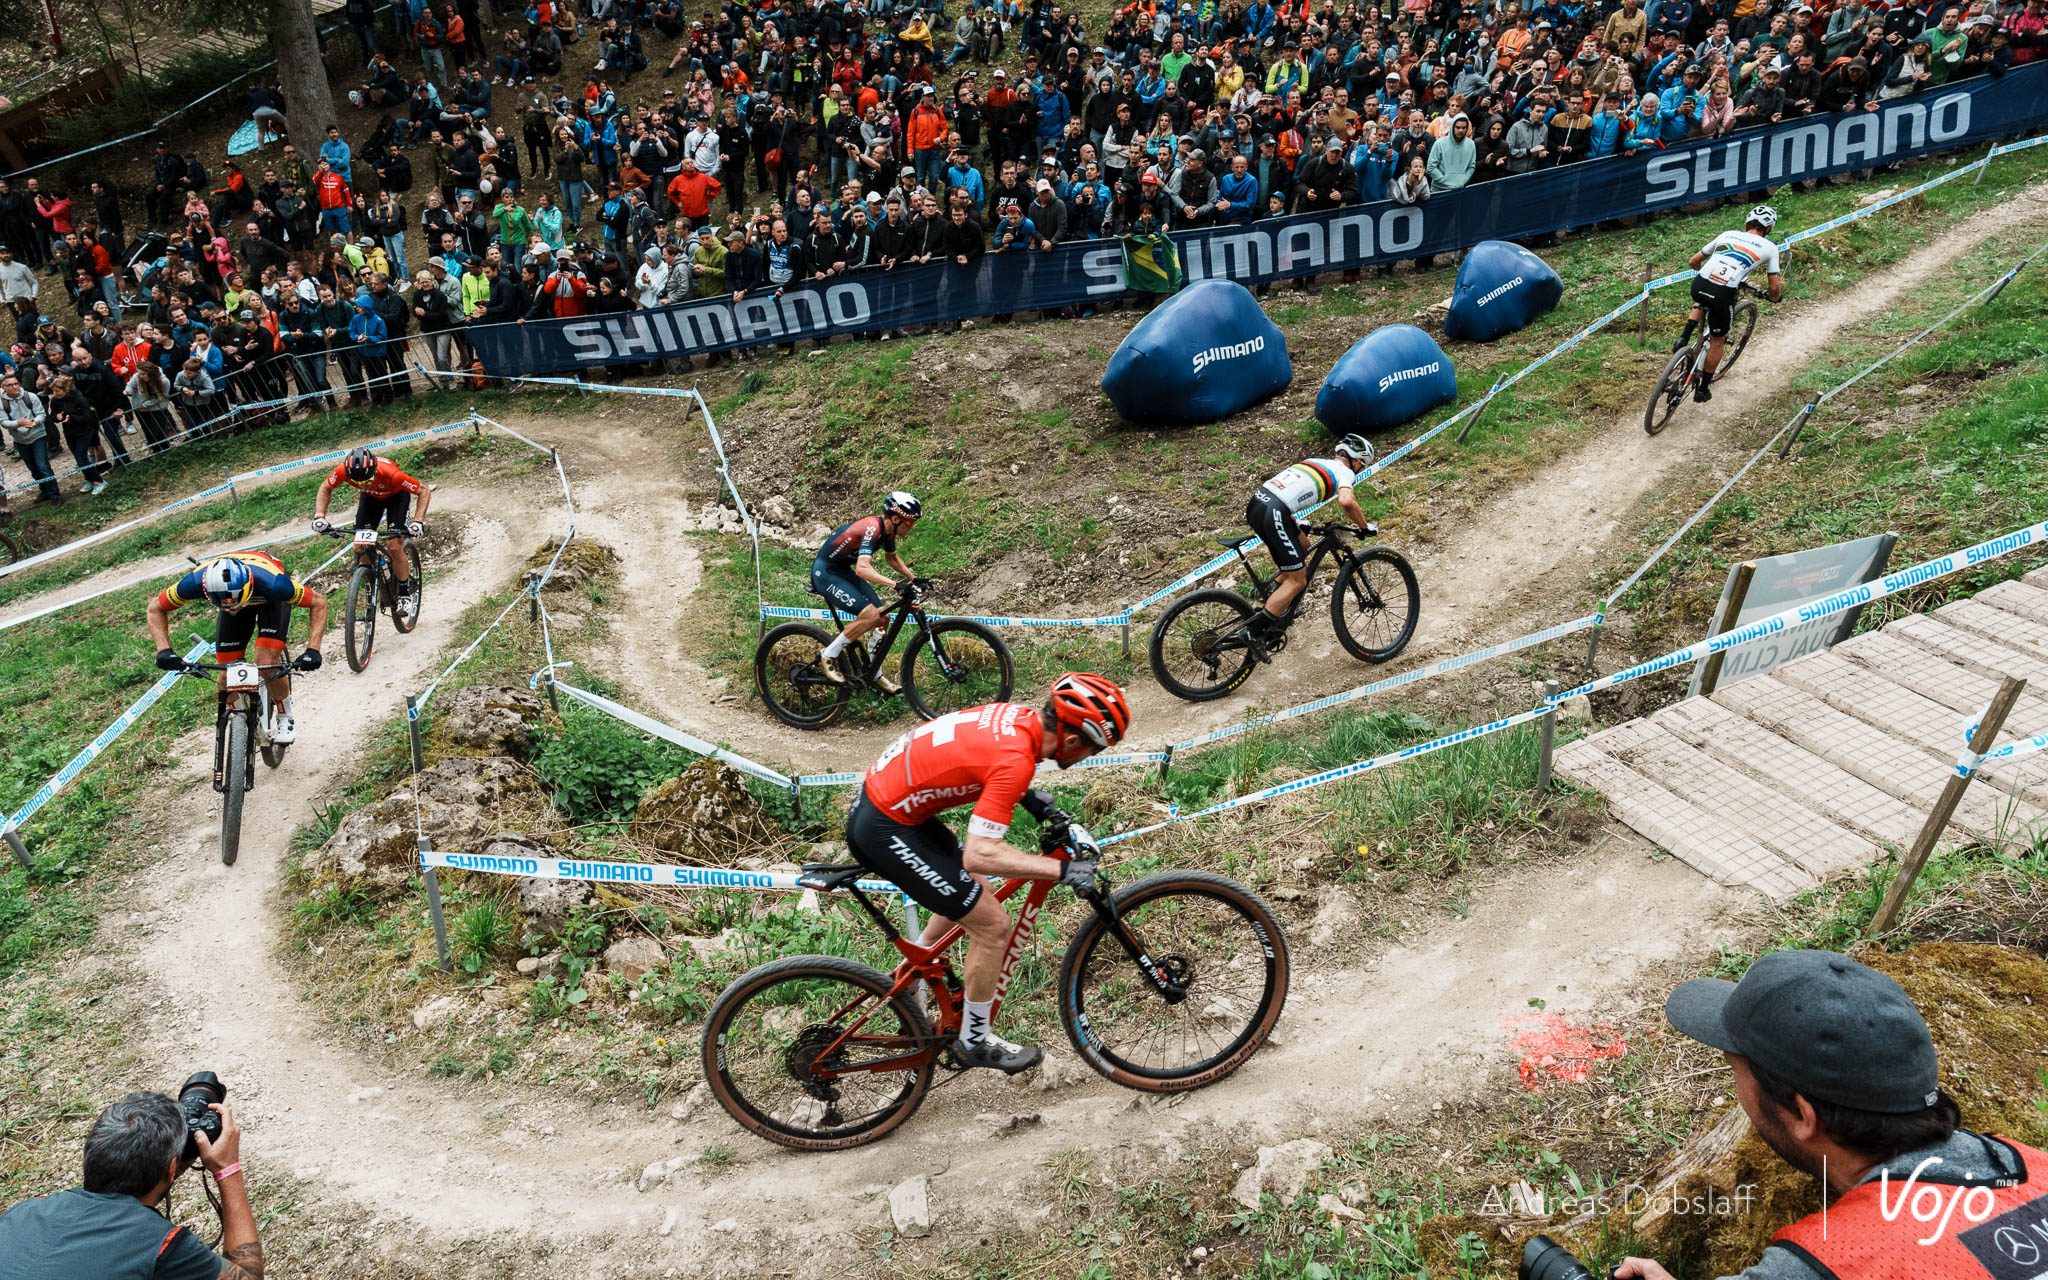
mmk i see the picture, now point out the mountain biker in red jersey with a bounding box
[848,673,1131,1073]
[310,445,430,598]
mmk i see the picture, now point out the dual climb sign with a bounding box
[1687,533,1897,696]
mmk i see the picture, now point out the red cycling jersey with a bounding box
[862,704,1044,838]
[328,457,424,500]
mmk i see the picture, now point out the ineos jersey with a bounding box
[1261,457,1357,514]
[862,704,1044,838]
[1697,229,1781,288]
[818,515,895,566]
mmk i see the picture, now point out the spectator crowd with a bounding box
[0,0,2037,503]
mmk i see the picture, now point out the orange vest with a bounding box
[1774,1136,2048,1280]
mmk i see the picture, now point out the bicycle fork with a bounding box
[1079,890,1190,1004]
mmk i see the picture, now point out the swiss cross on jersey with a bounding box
[862,704,1044,837]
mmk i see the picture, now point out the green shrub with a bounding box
[452,899,514,973]
[530,707,693,822]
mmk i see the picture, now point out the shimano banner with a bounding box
[468,69,2046,375]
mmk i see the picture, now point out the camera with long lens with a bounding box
[178,1072,227,1163]
[1521,1235,1614,1280]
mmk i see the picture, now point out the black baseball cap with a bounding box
[1666,950,1939,1114]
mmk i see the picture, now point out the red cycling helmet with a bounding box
[1045,672,1130,753]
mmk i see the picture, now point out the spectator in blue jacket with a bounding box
[1633,94,1665,147]
[346,295,388,403]
[1352,127,1397,201]
[1587,91,1633,157]
[1658,90,1696,143]
[320,126,354,185]
[1218,152,1261,222]
[1245,0,1277,39]
[1036,77,1072,146]
[944,146,987,206]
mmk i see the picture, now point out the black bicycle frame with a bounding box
[1230,530,1350,603]
[820,595,929,681]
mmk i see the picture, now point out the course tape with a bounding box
[1980,731,2048,769]
[791,746,1173,790]
[421,846,899,895]
[1555,519,2048,708]
[760,604,1133,628]
[551,680,792,787]
[3,637,213,836]
[1167,612,1601,753]
[415,526,576,713]
[0,418,477,581]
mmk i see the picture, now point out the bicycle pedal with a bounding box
[937,1044,973,1074]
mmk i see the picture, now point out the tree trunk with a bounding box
[269,0,337,143]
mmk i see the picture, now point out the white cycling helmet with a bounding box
[882,490,922,521]
[1746,204,1779,231]
[1334,433,1374,469]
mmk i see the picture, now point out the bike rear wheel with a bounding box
[1330,548,1420,663]
[391,545,425,634]
[344,565,378,672]
[903,619,1013,721]
[1149,589,1259,702]
[702,954,935,1151]
[1059,870,1289,1091]
[754,623,852,729]
[221,714,250,867]
[1716,301,1759,380]
[1644,347,1694,436]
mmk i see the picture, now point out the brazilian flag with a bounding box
[1122,229,1184,294]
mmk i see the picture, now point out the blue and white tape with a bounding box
[422,847,898,895]
[760,604,1132,628]
[551,680,791,787]
[4,637,213,835]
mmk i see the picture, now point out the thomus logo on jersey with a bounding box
[1475,276,1524,307]
[1191,335,1266,375]
[889,784,978,814]
[1378,361,1442,394]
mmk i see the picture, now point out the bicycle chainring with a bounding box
[782,1023,852,1101]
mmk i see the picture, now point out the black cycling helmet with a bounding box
[883,490,922,521]
[343,446,377,484]
[1334,434,1374,469]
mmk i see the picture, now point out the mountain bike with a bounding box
[1644,283,1764,435]
[324,525,425,671]
[176,657,310,866]
[754,579,1014,729]
[1149,522,1420,702]
[701,827,1290,1150]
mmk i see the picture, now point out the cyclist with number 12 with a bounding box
[1684,205,1783,404]
[310,446,430,599]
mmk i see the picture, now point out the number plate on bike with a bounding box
[222,662,261,689]
[353,528,379,546]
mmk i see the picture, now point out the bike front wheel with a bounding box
[754,623,852,729]
[1644,347,1694,436]
[903,619,1013,721]
[391,545,425,634]
[344,565,378,671]
[702,954,935,1151]
[1716,301,1759,380]
[1149,589,1259,702]
[221,713,250,867]
[1331,548,1420,663]
[1059,870,1290,1091]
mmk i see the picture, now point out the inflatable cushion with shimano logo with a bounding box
[1101,280,1292,424]
[1315,325,1458,433]
[1444,240,1564,342]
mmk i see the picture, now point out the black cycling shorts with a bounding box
[1690,279,1739,336]
[353,490,411,532]
[1247,488,1306,573]
[810,558,883,616]
[845,789,984,921]
[215,599,293,660]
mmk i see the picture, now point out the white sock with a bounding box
[820,634,848,659]
[960,998,993,1046]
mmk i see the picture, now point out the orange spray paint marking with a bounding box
[1502,1011,1627,1090]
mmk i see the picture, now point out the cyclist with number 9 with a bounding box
[846,672,1131,1073]
[310,446,430,599]
[146,553,329,743]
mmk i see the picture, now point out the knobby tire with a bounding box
[754,622,851,729]
[344,564,378,672]
[391,545,425,634]
[1644,347,1693,436]
[1331,548,1421,663]
[1150,589,1259,702]
[221,713,250,867]
[903,619,1014,721]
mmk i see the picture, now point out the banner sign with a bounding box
[1687,533,1896,696]
[467,70,2048,374]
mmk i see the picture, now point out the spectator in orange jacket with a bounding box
[313,160,354,237]
[665,165,723,229]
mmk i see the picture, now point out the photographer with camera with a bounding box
[1524,950,2047,1280]
[0,1074,264,1280]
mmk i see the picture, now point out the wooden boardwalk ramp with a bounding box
[1557,567,2048,898]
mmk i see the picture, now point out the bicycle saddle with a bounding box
[798,862,868,892]
[1215,537,1245,550]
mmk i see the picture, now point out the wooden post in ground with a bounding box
[1867,674,2027,934]
[1535,679,1561,795]
[1697,561,1757,698]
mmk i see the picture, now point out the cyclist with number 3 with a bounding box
[846,673,1131,1074]
[146,553,329,743]
[310,446,430,599]
[813,490,922,693]
[1685,205,1783,404]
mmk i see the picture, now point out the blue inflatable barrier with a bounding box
[1314,325,1458,433]
[1444,241,1564,342]
[1102,280,1292,424]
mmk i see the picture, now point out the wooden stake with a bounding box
[1697,561,1757,698]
